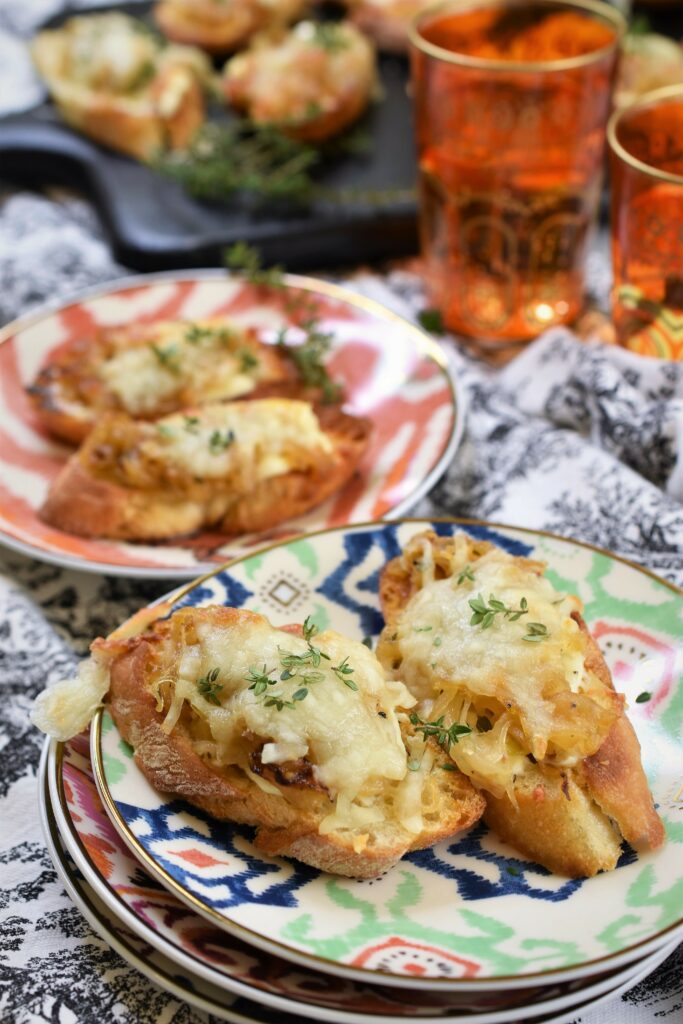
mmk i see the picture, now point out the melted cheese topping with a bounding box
[30,655,110,741]
[155,617,423,833]
[99,320,263,415]
[391,542,618,797]
[57,14,161,93]
[225,20,375,125]
[143,398,332,482]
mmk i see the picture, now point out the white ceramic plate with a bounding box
[38,738,682,1024]
[91,519,683,989]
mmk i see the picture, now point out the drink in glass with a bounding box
[608,86,683,359]
[410,0,624,345]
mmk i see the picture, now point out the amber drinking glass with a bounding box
[410,0,624,345]
[608,86,683,359]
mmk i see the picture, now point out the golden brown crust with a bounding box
[28,324,296,445]
[32,30,206,162]
[483,768,623,877]
[154,0,267,53]
[105,605,485,878]
[40,403,371,541]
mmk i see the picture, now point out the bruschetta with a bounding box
[376,530,665,877]
[154,0,307,54]
[27,318,302,445]
[32,606,485,877]
[223,21,377,142]
[40,399,371,540]
[32,13,211,161]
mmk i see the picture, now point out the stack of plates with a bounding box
[39,519,683,1024]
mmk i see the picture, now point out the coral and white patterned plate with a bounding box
[0,271,462,577]
[39,742,680,1024]
[49,732,668,1024]
[92,520,683,990]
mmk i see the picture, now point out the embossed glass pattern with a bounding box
[410,0,623,345]
[608,86,683,359]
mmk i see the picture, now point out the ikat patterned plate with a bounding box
[92,519,683,990]
[39,742,680,1024]
[0,271,462,578]
[48,732,665,1023]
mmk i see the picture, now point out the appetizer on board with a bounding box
[223,20,377,142]
[32,13,211,161]
[154,0,308,54]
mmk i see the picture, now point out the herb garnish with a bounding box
[331,656,358,690]
[185,324,215,344]
[238,348,259,372]
[184,415,200,434]
[311,22,350,52]
[417,308,445,335]
[208,429,235,454]
[522,622,549,643]
[409,713,472,752]
[413,626,432,633]
[150,342,181,374]
[469,593,528,629]
[225,241,286,288]
[277,320,341,403]
[457,565,475,584]
[635,691,652,703]
[156,424,174,438]
[197,667,223,705]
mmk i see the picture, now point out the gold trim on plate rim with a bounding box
[89,516,683,991]
[409,0,625,74]
[0,269,464,578]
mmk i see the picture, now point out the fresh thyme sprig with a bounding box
[238,348,259,372]
[155,121,320,204]
[311,21,350,52]
[409,713,471,752]
[457,565,475,584]
[184,415,200,434]
[277,320,342,403]
[522,622,549,643]
[331,656,358,690]
[185,324,215,344]
[150,342,181,374]
[225,241,286,288]
[469,593,528,629]
[208,428,235,454]
[197,667,223,705]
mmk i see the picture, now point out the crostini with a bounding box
[32,606,485,877]
[27,318,304,445]
[223,21,377,142]
[376,530,665,877]
[154,0,307,54]
[32,13,211,161]
[40,399,371,540]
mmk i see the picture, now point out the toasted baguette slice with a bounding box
[223,21,377,142]
[27,318,303,445]
[40,399,371,541]
[154,0,307,53]
[97,605,485,877]
[377,530,665,876]
[32,13,210,162]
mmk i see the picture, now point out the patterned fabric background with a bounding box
[0,0,681,1020]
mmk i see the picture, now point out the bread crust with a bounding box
[32,31,206,162]
[377,531,665,876]
[104,606,485,877]
[28,324,297,445]
[40,403,371,541]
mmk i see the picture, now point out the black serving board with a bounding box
[0,3,419,271]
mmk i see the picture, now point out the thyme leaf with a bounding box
[208,429,235,454]
[409,713,471,752]
[469,593,529,629]
[197,666,223,705]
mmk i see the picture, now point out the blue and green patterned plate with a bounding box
[92,519,683,990]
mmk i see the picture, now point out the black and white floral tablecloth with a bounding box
[1,1,682,1020]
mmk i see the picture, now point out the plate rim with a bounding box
[0,269,464,578]
[90,516,683,990]
[49,736,670,1023]
[40,740,680,1024]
